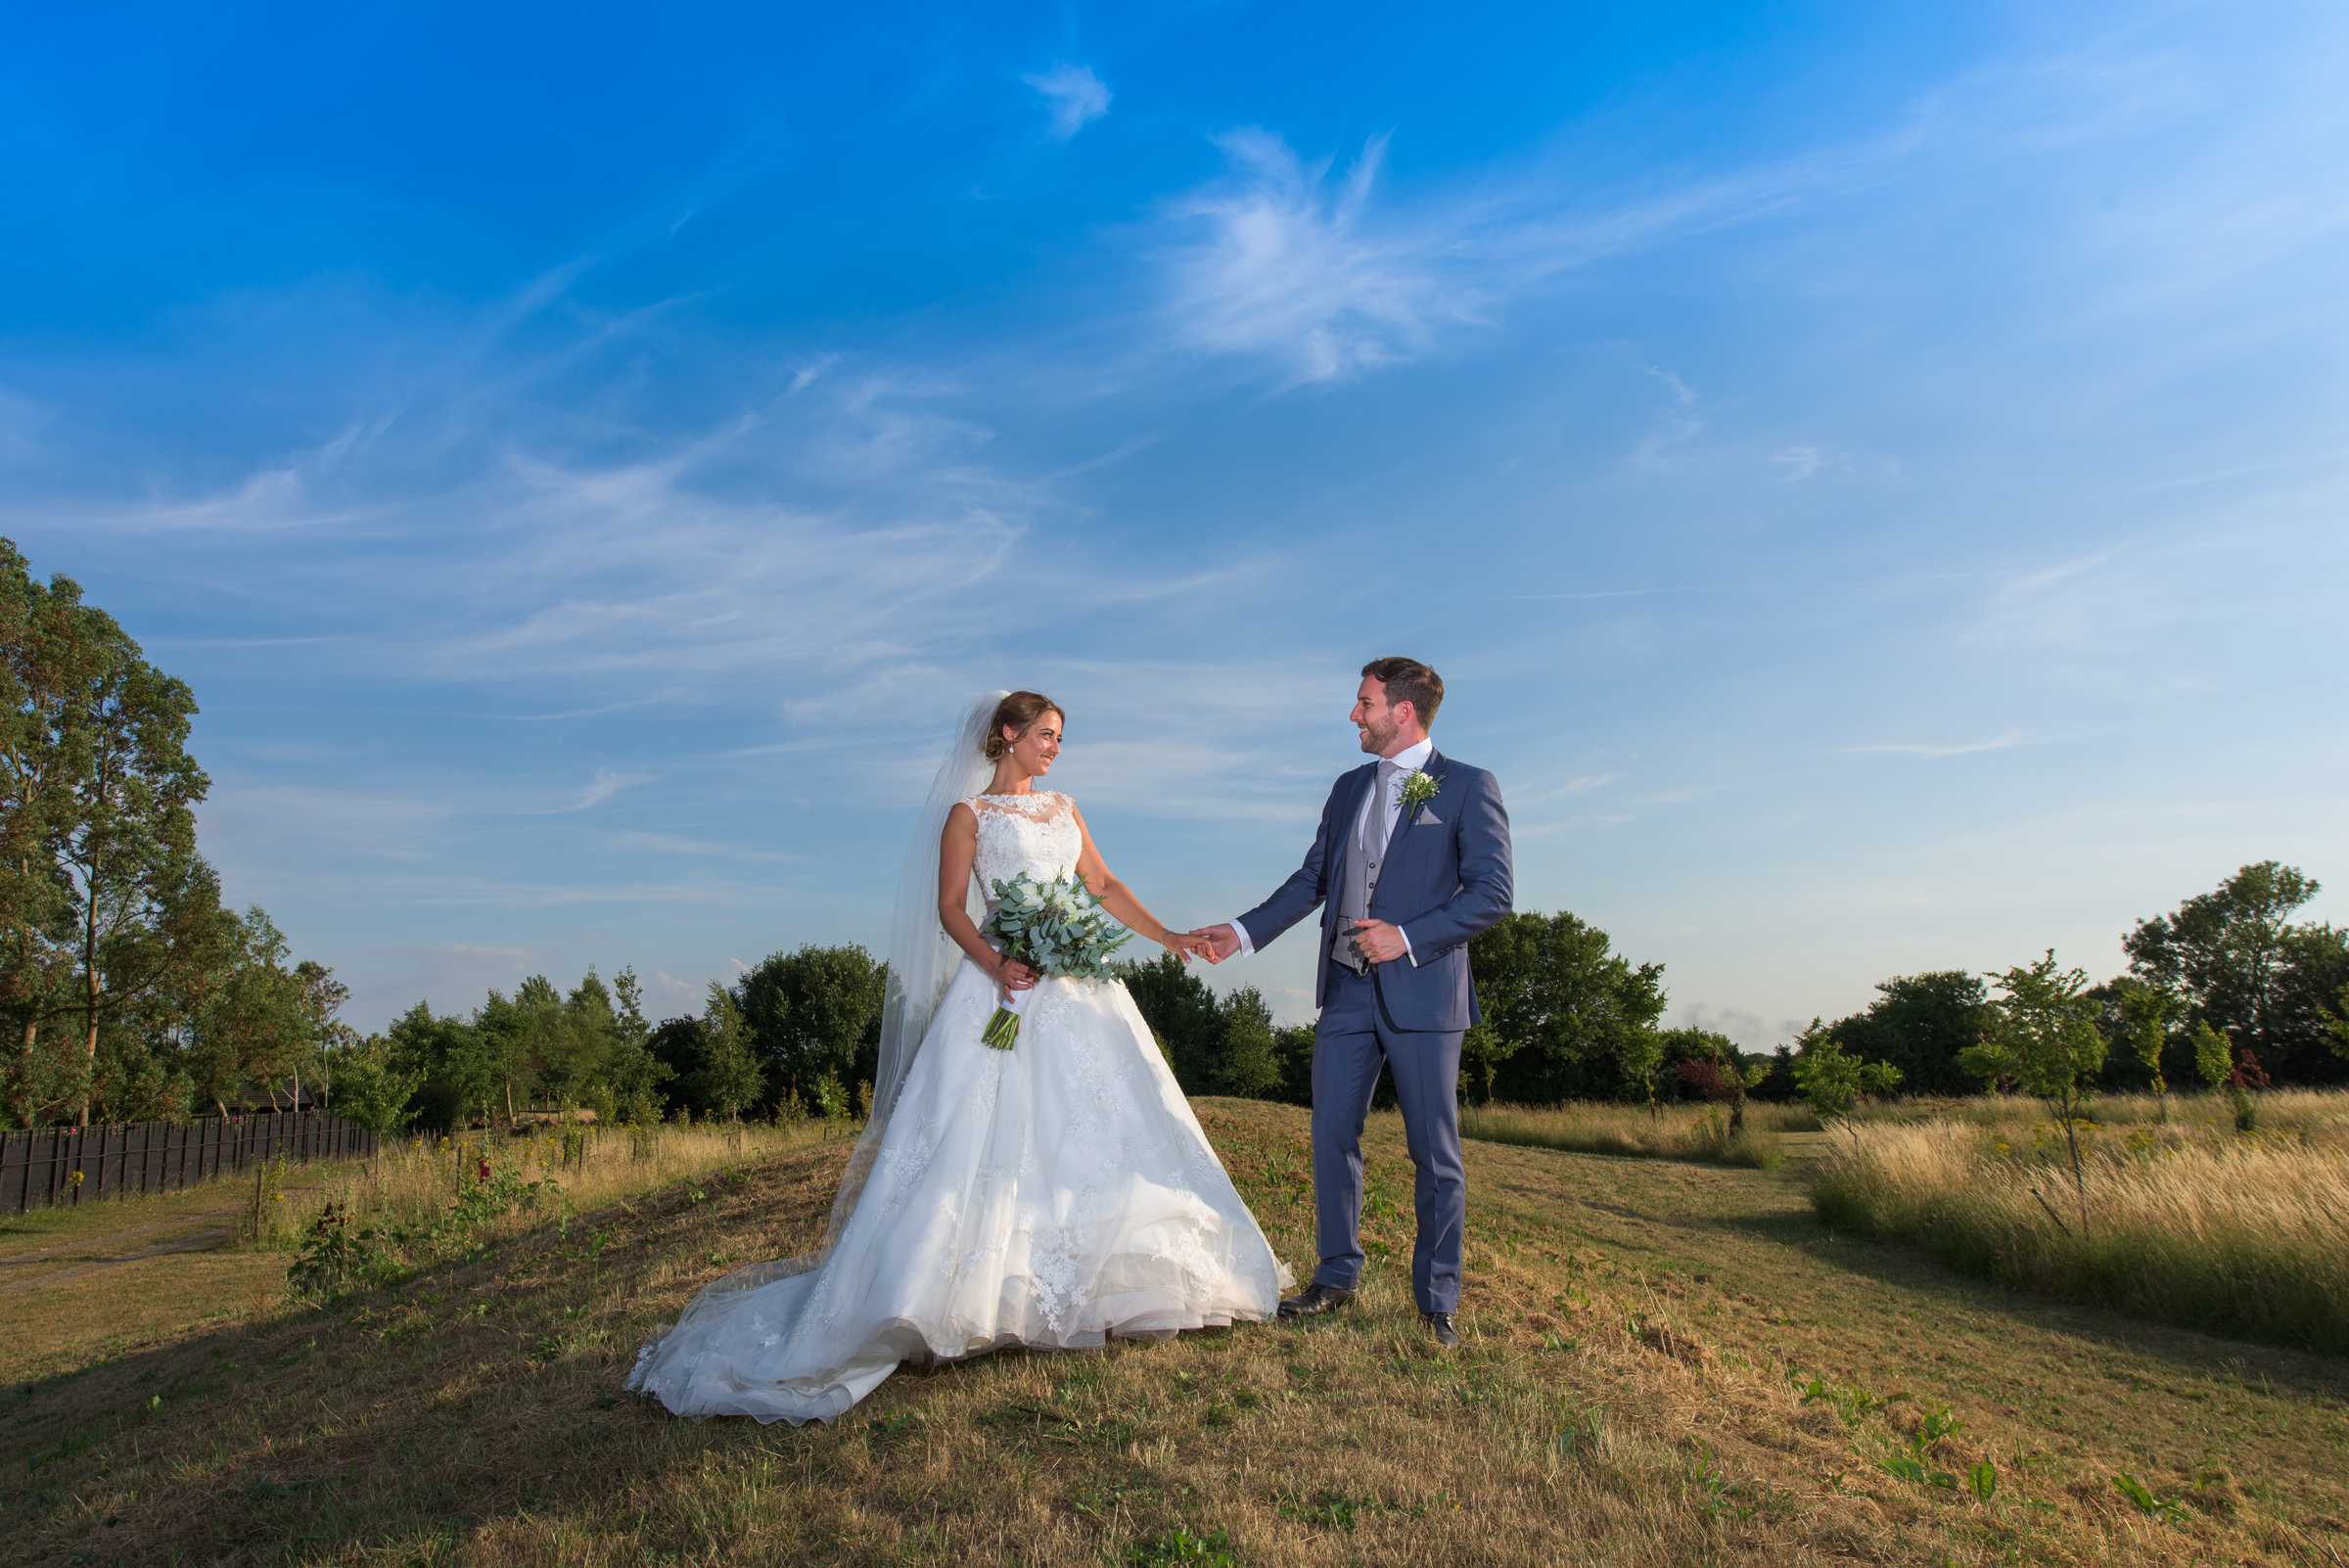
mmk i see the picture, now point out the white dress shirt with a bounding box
[1229,736,1433,964]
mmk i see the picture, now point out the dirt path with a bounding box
[0,1226,242,1298]
[0,1206,244,1268]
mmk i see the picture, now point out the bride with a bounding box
[627,691,1293,1422]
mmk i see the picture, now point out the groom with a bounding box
[1195,658,1512,1348]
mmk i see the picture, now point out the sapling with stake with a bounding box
[1958,951,2107,1241]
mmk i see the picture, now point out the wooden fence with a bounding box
[0,1113,379,1216]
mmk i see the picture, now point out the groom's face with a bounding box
[1351,676,1407,756]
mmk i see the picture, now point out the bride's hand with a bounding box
[1161,930,1215,963]
[995,956,1039,995]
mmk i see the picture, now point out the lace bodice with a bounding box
[967,792,1082,915]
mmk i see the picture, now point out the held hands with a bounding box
[1186,924,1242,964]
[1349,918,1408,965]
[1160,930,1217,963]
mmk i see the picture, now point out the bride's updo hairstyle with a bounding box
[984,691,1064,760]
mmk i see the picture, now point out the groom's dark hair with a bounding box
[1361,657,1443,724]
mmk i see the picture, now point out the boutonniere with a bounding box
[1399,769,1444,813]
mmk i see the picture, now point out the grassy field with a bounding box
[1814,1093,2349,1357]
[4,1100,2347,1565]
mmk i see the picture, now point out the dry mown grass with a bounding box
[1816,1100,2349,1355]
[4,1100,2346,1565]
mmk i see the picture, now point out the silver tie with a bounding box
[1363,758,1403,875]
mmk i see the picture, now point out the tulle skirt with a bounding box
[624,958,1293,1423]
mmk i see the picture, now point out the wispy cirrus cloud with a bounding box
[1164,129,1463,385]
[1157,124,1879,385]
[1024,64,1111,141]
[1843,733,2031,758]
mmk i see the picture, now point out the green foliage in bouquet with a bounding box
[980,871,1136,1049]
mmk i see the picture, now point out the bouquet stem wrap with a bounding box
[980,870,1135,1050]
[982,988,1027,1050]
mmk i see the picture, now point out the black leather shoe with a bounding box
[1277,1283,1356,1319]
[1421,1311,1459,1348]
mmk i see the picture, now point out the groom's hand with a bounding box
[1349,919,1408,965]
[1190,924,1242,963]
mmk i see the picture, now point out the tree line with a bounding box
[1785,860,2348,1104]
[324,853,2349,1137]
[1118,861,2349,1113]
[360,944,892,1135]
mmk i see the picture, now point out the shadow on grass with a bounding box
[0,1150,851,1566]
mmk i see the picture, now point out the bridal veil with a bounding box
[679,691,1004,1301]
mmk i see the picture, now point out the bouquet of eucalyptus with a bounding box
[980,870,1136,1049]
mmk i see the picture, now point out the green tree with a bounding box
[2323,983,2349,1068]
[2271,924,2349,1085]
[1470,910,1667,1104]
[322,1034,425,1143]
[472,986,541,1127]
[185,907,313,1120]
[1958,952,2107,1238]
[647,1015,709,1112]
[1,539,104,1123]
[598,966,671,1124]
[535,970,617,1113]
[2188,1019,2234,1091]
[471,972,615,1125]
[735,945,886,1105]
[1271,1022,1316,1106]
[1215,987,1283,1100]
[294,958,355,1109]
[385,1001,491,1134]
[693,981,764,1121]
[2107,978,2185,1108]
[2126,862,2324,1077]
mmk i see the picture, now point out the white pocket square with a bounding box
[1415,807,1442,825]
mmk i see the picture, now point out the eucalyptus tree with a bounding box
[1,540,92,1121]
[0,540,213,1124]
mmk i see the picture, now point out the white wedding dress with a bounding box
[626,790,1293,1423]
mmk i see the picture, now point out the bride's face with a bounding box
[1005,712,1063,776]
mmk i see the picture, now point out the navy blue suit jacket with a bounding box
[1236,750,1513,1034]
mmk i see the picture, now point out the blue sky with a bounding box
[8,1,2345,1038]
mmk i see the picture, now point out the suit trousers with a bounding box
[1311,961,1466,1314]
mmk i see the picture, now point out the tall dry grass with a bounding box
[255,1118,844,1262]
[1841,1087,2349,1135]
[1461,1100,1798,1168]
[1813,1100,2349,1355]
